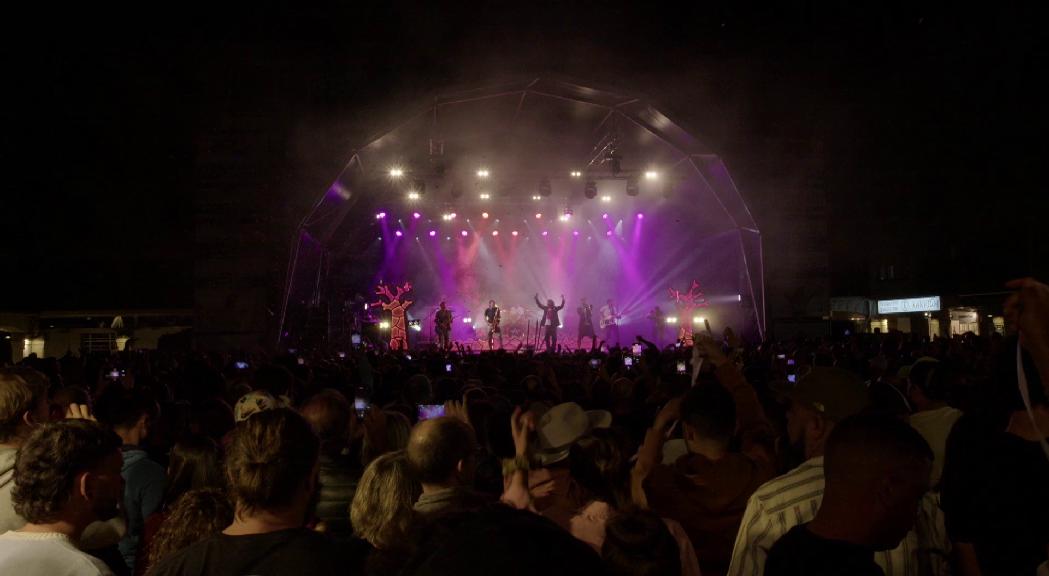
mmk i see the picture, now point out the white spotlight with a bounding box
[693,316,705,325]
[378,321,390,330]
[644,171,659,180]
[479,193,490,200]
[666,317,678,324]
[389,168,404,178]
[476,169,490,178]
[570,170,582,178]
[532,195,542,201]
[600,195,612,202]
[407,192,420,200]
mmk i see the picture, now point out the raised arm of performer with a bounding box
[556,294,565,311]
[534,293,543,310]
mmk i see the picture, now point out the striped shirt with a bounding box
[727,456,926,576]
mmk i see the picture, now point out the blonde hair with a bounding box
[350,450,420,549]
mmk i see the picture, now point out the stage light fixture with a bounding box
[412,212,421,219]
[636,212,644,219]
[572,230,580,236]
[389,168,404,178]
[477,169,490,178]
[375,212,386,219]
[479,193,490,200]
[394,230,403,237]
[600,195,612,203]
[666,317,678,324]
[461,230,468,237]
[541,230,549,236]
[491,230,499,237]
[601,213,609,220]
[584,180,597,199]
[606,230,613,237]
[482,212,489,219]
[535,213,543,219]
[693,316,705,325]
[463,317,473,324]
[539,177,552,197]
[379,321,390,330]
[644,171,659,180]
[570,170,582,178]
[626,177,639,197]
[429,230,437,237]
[511,230,519,236]
[407,191,420,200]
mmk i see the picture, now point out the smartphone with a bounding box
[632,343,643,356]
[675,341,682,349]
[445,363,453,373]
[787,359,795,366]
[354,397,369,419]
[234,361,249,370]
[107,369,121,380]
[351,334,362,346]
[776,354,786,360]
[417,404,446,421]
[297,357,305,366]
[589,358,601,368]
[676,361,687,374]
[787,374,797,383]
[624,357,634,367]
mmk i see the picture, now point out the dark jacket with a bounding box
[316,453,361,539]
[535,296,566,328]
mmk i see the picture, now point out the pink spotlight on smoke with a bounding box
[375,212,386,219]
[602,213,609,219]
[636,212,644,219]
[428,230,437,237]
[606,230,612,237]
[573,230,580,237]
[461,230,468,237]
[541,230,549,237]
[491,230,499,237]
[535,213,542,219]
[394,230,403,237]
[511,230,518,236]
[412,212,421,219]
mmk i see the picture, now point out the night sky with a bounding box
[4,2,1047,311]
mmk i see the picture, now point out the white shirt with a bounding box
[727,456,924,576]
[0,531,113,576]
[909,406,963,486]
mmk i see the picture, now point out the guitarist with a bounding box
[600,298,622,348]
[484,299,502,350]
[435,301,453,351]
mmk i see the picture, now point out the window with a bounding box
[80,332,116,353]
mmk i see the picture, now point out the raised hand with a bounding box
[510,406,535,457]
[445,396,471,429]
[65,403,96,421]
[694,333,729,368]
[653,396,684,431]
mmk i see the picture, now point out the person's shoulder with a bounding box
[149,534,217,575]
[751,459,825,503]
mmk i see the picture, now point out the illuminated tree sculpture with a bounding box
[372,281,414,350]
[668,280,709,345]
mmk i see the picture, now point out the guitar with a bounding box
[487,309,501,330]
[600,309,622,329]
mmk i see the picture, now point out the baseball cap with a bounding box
[776,367,869,422]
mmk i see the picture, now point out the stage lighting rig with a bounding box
[584,179,597,199]
[539,177,552,197]
[626,176,639,197]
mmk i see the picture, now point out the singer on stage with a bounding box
[434,301,452,351]
[535,293,565,352]
[577,297,597,350]
[484,299,502,350]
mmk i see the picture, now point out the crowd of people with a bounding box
[0,278,1047,575]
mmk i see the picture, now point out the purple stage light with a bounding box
[394,230,403,237]
[573,230,580,236]
[636,212,644,219]
[602,213,609,219]
[535,213,543,219]
[461,230,469,237]
[413,212,421,219]
[429,230,437,237]
[375,212,386,219]
[541,230,549,237]
[606,230,612,237]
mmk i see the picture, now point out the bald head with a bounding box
[407,417,476,486]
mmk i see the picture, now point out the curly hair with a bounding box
[147,488,233,569]
[12,419,122,524]
[0,369,48,442]
[350,450,420,550]
[225,408,319,514]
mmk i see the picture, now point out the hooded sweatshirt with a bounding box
[0,447,25,534]
[118,446,166,572]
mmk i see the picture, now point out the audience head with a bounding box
[602,507,681,576]
[782,367,869,459]
[96,388,159,445]
[822,413,933,550]
[233,390,277,423]
[12,420,123,532]
[680,383,736,453]
[163,435,224,508]
[568,428,629,508]
[350,450,420,550]
[400,505,604,576]
[147,488,233,568]
[225,408,320,520]
[904,358,944,410]
[0,369,49,443]
[406,417,476,488]
[300,389,351,454]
